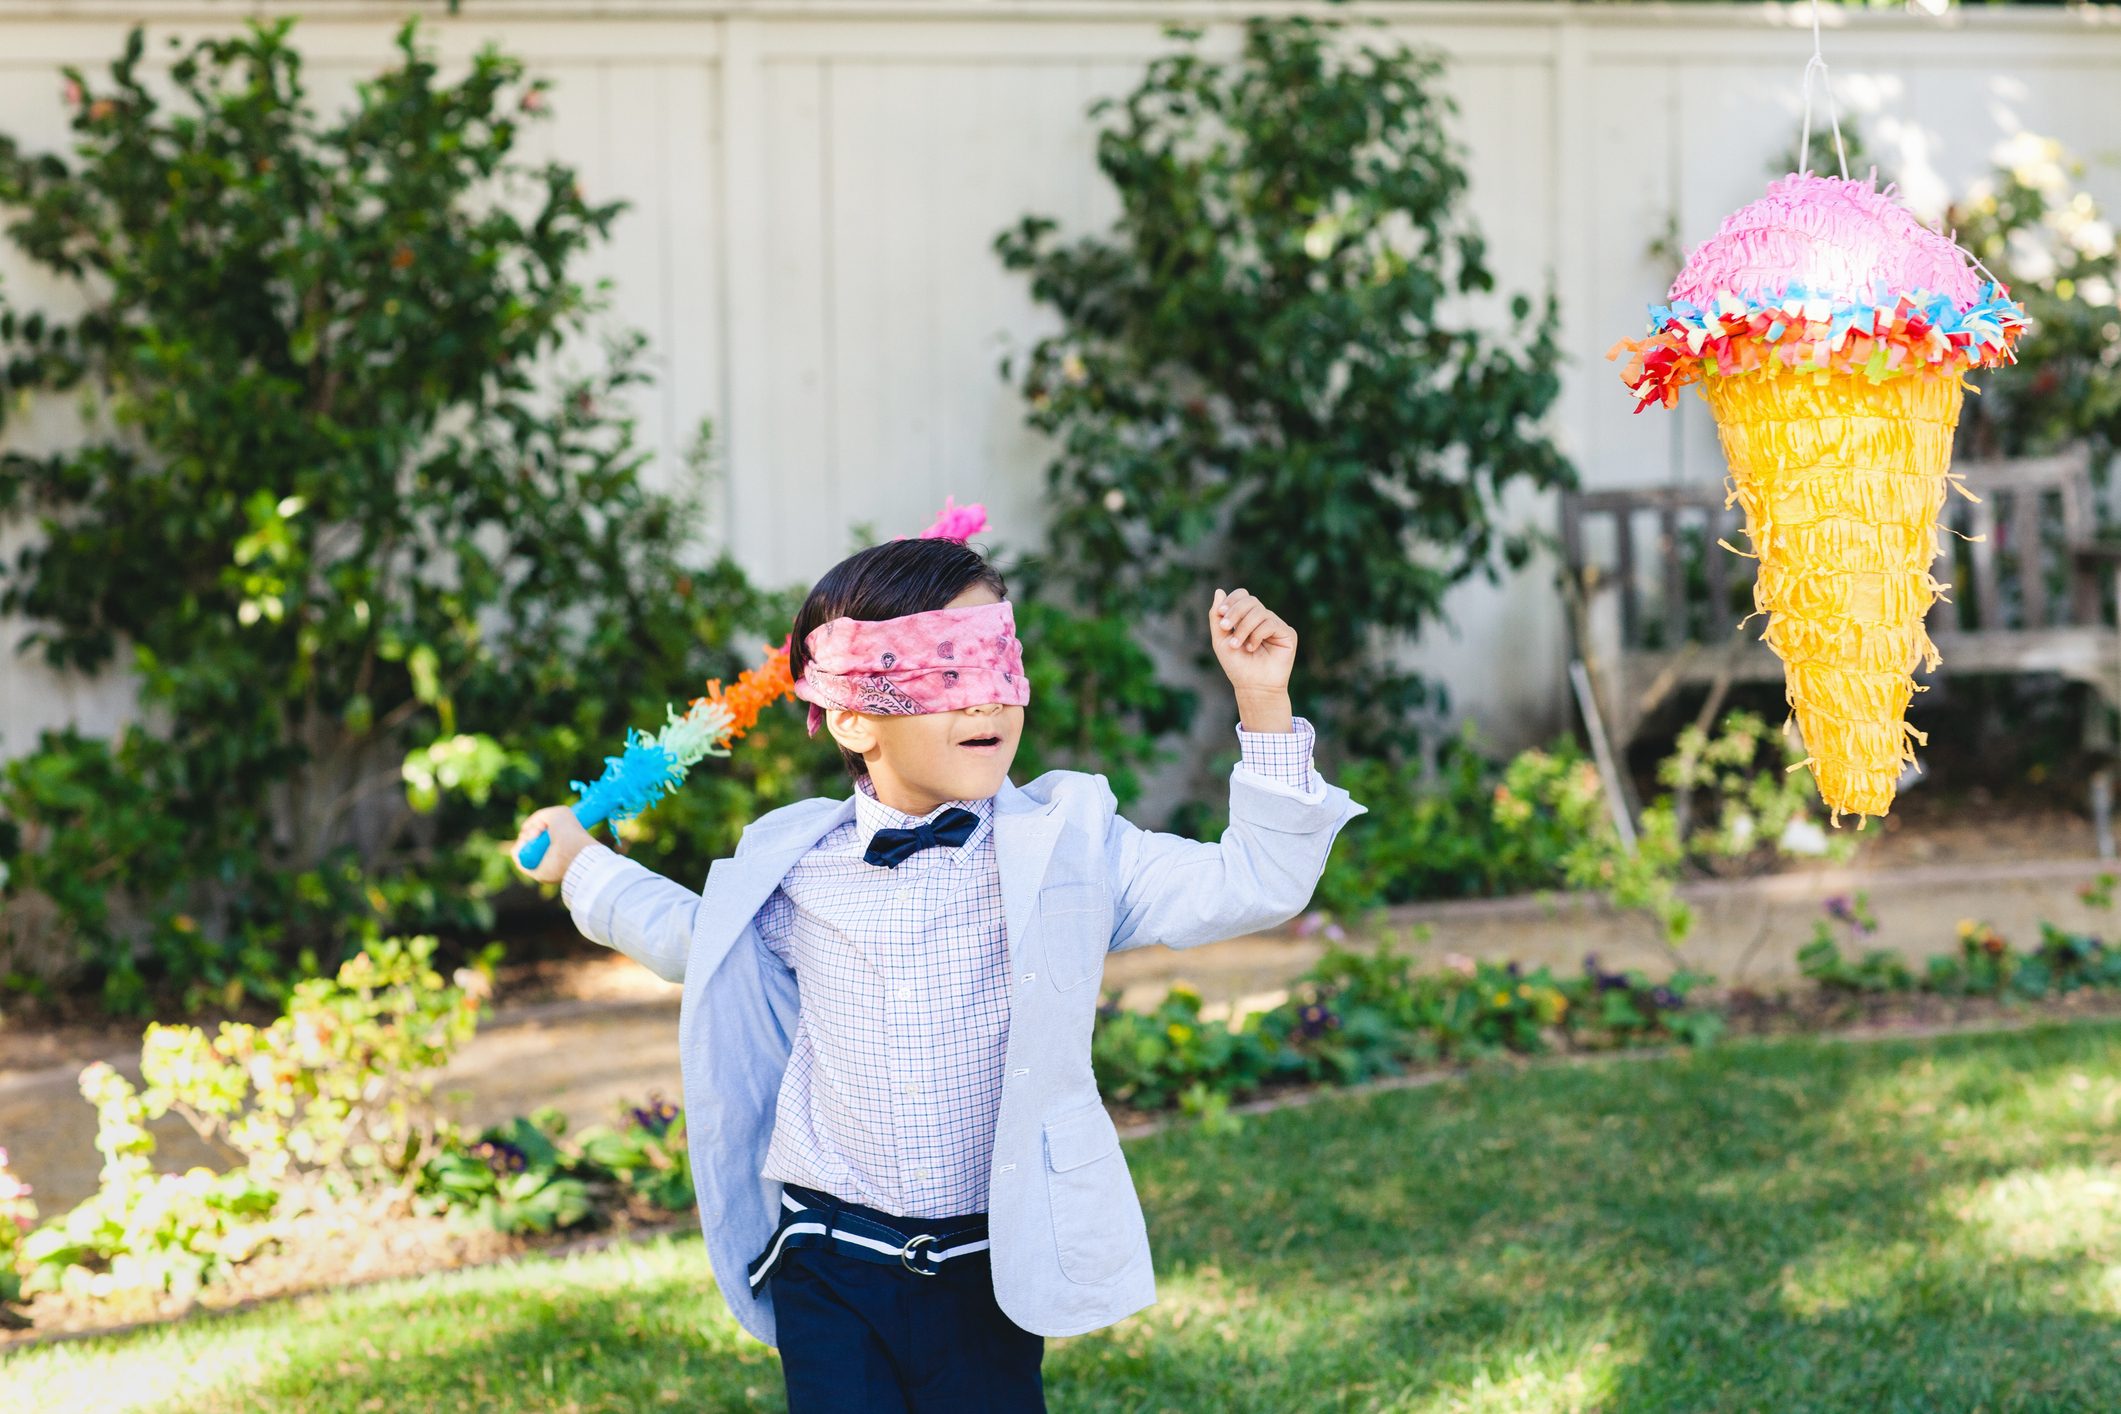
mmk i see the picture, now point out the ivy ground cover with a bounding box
[8,1022,2121,1411]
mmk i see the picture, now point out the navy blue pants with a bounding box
[764,1186,1046,1412]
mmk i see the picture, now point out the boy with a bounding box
[509,535,1365,1410]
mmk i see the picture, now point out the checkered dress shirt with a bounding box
[570,717,1320,1221]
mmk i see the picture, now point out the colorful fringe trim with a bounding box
[1609,282,2028,414]
[563,638,795,835]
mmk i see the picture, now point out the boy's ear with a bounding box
[824,707,878,760]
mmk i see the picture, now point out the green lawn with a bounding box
[9,1022,2121,1412]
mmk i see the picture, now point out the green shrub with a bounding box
[1563,956,1723,1050]
[1315,729,1691,938]
[2034,922,2121,993]
[1087,933,1732,1123]
[16,933,490,1302]
[1799,903,2121,1003]
[1006,588,1197,814]
[1795,894,1915,995]
[1312,730,1592,912]
[414,1111,592,1237]
[415,1094,692,1235]
[0,1146,33,1308]
[996,15,1570,774]
[0,19,819,1013]
[1656,710,1853,875]
[1090,984,1277,1112]
[141,933,493,1193]
[575,1093,693,1214]
[21,1061,280,1303]
[1948,134,2121,458]
[1933,921,2018,998]
[1316,711,1849,940]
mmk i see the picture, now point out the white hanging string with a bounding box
[1797,0,1850,180]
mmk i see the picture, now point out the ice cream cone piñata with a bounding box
[1610,174,2028,822]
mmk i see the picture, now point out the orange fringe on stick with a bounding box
[689,639,796,742]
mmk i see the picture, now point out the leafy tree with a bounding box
[0,20,821,1014]
[996,16,1572,777]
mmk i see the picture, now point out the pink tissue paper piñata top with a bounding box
[1667,173,1986,308]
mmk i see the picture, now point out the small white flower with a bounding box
[1779,817,1830,857]
[1102,488,1126,513]
[2073,219,2116,260]
[1995,132,2069,198]
[1727,811,1756,851]
[1302,214,1340,261]
[2007,226,2060,286]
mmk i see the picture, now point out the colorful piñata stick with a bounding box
[514,497,989,869]
[515,642,795,868]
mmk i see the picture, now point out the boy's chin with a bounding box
[944,753,1015,800]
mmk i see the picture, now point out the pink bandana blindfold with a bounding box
[791,599,1029,737]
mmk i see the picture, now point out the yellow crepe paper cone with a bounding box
[1610,173,2029,822]
[1702,366,1964,821]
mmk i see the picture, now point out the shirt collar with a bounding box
[852,777,994,862]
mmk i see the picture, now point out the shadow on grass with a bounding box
[141,1236,787,1414]
[1057,1023,2121,1411]
[36,1024,2121,1413]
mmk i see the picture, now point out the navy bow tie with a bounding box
[864,806,979,869]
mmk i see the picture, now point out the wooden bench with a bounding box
[1559,447,2121,850]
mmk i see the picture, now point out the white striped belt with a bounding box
[747,1182,992,1289]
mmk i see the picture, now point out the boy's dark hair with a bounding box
[790,537,1008,781]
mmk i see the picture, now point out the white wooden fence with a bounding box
[5,0,2121,760]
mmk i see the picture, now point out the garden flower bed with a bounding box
[12,883,2121,1349]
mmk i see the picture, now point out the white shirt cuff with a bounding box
[560,839,622,913]
[1231,714,1325,801]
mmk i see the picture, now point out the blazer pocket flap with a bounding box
[1039,881,1106,916]
[1043,1102,1120,1173]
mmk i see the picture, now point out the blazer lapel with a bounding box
[992,779,1065,973]
[692,798,854,985]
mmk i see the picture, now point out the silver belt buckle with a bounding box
[900,1231,939,1277]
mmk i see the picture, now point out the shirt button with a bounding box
[897,985,913,999]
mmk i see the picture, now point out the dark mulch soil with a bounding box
[1717,981,2121,1036]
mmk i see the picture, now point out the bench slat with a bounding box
[1707,501,1735,636]
[1615,509,1639,648]
[1561,445,2115,750]
[1662,504,1686,647]
[2015,487,2048,629]
[1969,493,2002,632]
[2062,471,2104,625]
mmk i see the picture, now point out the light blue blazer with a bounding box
[564,760,1366,1345]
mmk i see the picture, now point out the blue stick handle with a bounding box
[516,829,555,871]
[517,731,681,874]
[516,800,606,871]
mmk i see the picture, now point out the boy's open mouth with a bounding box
[958,734,1003,752]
